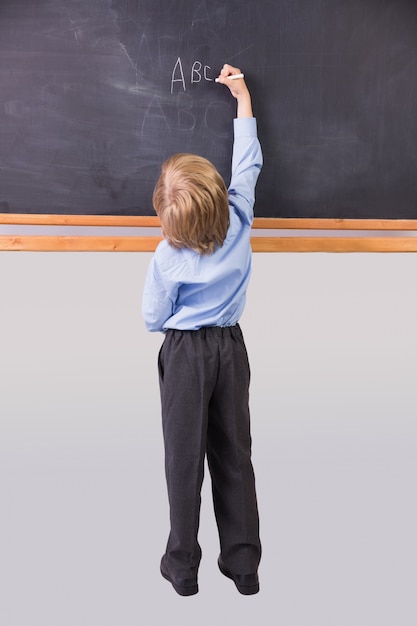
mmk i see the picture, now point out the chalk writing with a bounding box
[171,57,214,93]
[191,61,213,84]
[141,96,171,135]
[140,93,230,139]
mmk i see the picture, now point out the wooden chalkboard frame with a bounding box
[1,215,417,252]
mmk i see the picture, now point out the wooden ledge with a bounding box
[1,235,417,252]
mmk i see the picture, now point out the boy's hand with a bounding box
[216,64,253,118]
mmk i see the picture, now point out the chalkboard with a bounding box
[1,0,417,219]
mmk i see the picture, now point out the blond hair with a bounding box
[153,153,229,255]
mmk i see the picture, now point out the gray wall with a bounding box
[1,251,416,625]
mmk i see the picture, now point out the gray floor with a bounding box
[1,252,416,625]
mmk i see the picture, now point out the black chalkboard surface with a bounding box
[1,0,417,219]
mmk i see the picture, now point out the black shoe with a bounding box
[160,561,198,596]
[218,557,259,595]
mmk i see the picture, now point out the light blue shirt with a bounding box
[142,117,262,333]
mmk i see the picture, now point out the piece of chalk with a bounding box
[215,73,244,82]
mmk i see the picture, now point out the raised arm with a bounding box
[216,64,262,225]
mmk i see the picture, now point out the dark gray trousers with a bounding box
[158,325,261,581]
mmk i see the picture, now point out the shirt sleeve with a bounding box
[141,248,177,332]
[228,117,263,226]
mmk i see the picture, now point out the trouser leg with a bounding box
[158,329,216,580]
[206,325,261,574]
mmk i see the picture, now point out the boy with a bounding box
[142,64,262,596]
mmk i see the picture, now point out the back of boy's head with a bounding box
[153,153,229,255]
